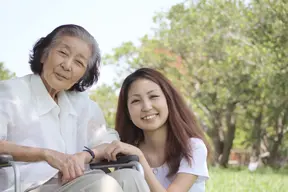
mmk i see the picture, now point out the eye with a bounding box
[59,50,68,56]
[76,60,84,66]
[150,95,159,99]
[131,99,140,104]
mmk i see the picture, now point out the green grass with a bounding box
[206,167,288,192]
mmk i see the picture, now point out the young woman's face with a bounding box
[127,78,169,132]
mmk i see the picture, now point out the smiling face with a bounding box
[41,36,91,91]
[127,78,169,132]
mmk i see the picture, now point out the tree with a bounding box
[245,0,288,167]
[103,0,288,167]
[105,0,254,166]
[89,84,118,129]
[0,62,15,80]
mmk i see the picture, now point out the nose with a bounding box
[60,59,72,71]
[141,99,153,112]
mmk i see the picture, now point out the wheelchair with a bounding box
[0,154,144,192]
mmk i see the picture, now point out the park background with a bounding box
[0,0,287,191]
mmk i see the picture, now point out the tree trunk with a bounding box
[219,102,237,167]
[207,111,224,164]
[268,109,288,167]
[251,109,263,161]
[211,127,224,164]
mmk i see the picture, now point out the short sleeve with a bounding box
[177,138,209,182]
[86,100,119,147]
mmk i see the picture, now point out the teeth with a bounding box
[143,115,157,120]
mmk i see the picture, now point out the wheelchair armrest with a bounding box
[89,154,144,175]
[0,154,13,168]
[90,154,139,169]
[90,154,139,167]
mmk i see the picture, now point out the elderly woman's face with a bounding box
[41,36,91,91]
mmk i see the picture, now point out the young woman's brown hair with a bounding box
[115,67,211,176]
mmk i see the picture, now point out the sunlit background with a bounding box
[1,0,287,191]
[0,0,182,87]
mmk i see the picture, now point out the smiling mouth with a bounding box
[55,73,68,80]
[142,114,159,120]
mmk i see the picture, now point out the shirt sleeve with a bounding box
[177,138,209,182]
[0,110,8,141]
[0,81,12,141]
[86,100,119,148]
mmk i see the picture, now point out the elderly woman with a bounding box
[0,24,149,192]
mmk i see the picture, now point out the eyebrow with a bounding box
[130,89,158,97]
[60,43,71,51]
[59,43,88,61]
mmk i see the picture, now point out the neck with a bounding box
[40,76,59,101]
[142,125,167,152]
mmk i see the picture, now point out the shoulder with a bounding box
[179,138,208,169]
[0,75,32,101]
[65,91,103,117]
[177,137,209,180]
[66,90,90,105]
[183,138,208,164]
[188,138,207,153]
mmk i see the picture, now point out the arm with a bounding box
[0,89,91,183]
[167,138,209,191]
[0,140,46,162]
[0,139,93,184]
[84,101,120,162]
[0,100,110,164]
[138,154,167,192]
[103,141,184,192]
[0,106,47,162]
[139,154,198,192]
[104,139,208,192]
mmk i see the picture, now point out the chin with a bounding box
[141,125,161,132]
[50,80,69,90]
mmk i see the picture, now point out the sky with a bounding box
[0,0,183,88]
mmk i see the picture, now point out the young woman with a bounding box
[104,68,211,192]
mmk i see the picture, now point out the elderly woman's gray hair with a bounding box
[29,24,101,92]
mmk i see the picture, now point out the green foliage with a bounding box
[0,62,15,80]
[89,84,118,129]
[101,0,288,166]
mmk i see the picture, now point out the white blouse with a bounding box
[0,74,119,192]
[152,138,209,192]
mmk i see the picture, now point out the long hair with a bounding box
[115,68,211,177]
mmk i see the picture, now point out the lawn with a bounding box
[206,167,288,192]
